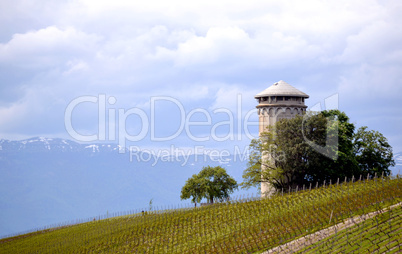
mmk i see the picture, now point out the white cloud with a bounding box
[0,0,401,151]
[63,60,90,75]
[0,26,101,69]
[337,21,402,65]
[0,102,29,131]
[152,26,325,70]
[211,85,260,112]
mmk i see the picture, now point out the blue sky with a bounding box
[0,0,401,153]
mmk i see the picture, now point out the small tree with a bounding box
[180,166,238,204]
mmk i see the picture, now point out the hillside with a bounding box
[295,203,402,253]
[264,202,402,253]
[0,176,400,253]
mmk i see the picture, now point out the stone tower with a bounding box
[254,80,309,195]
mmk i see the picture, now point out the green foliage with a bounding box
[241,110,395,191]
[180,166,238,203]
[305,110,360,183]
[354,126,395,177]
[240,138,267,190]
[1,177,401,253]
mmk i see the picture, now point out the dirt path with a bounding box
[261,202,402,254]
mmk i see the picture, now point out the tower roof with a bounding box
[255,80,309,98]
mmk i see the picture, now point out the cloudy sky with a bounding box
[1,0,401,153]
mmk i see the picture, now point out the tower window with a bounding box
[277,96,283,101]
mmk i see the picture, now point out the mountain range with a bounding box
[0,137,252,237]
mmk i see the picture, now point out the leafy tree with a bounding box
[240,138,268,190]
[181,166,238,204]
[241,114,312,190]
[304,110,359,183]
[241,112,337,190]
[241,110,394,191]
[353,126,394,177]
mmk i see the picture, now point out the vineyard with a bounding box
[0,176,401,253]
[296,203,402,253]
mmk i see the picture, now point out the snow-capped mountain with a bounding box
[0,137,251,238]
[0,137,124,153]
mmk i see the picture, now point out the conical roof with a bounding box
[255,80,309,98]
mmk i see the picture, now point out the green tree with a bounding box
[305,110,359,183]
[353,126,395,177]
[241,110,394,191]
[241,114,311,190]
[240,138,269,190]
[241,112,337,190]
[181,166,238,204]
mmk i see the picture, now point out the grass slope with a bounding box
[296,203,402,253]
[0,177,401,253]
